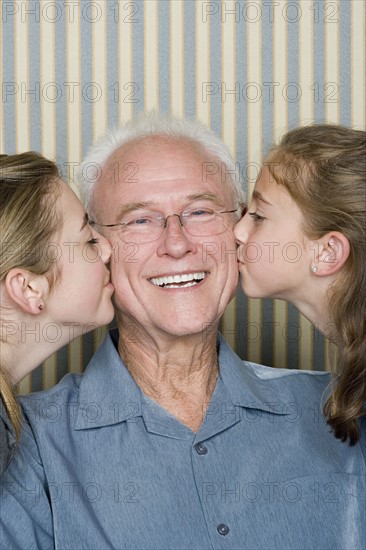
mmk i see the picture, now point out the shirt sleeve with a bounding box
[0,422,54,550]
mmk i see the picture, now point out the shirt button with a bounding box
[194,443,208,455]
[217,524,230,536]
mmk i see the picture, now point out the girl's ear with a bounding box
[311,232,350,276]
[5,269,49,314]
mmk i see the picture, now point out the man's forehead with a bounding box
[103,135,216,175]
[93,135,236,213]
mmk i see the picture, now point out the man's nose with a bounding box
[157,215,197,258]
[163,213,184,229]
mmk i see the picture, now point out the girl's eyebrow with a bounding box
[252,190,272,206]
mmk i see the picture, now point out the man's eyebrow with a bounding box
[116,202,155,218]
[80,212,89,230]
[115,193,224,218]
[185,192,224,205]
[252,190,272,206]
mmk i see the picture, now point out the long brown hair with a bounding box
[0,152,61,439]
[265,124,366,445]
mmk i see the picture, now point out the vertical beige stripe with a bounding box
[324,0,340,123]
[351,0,366,127]
[324,0,340,371]
[95,325,108,352]
[119,0,133,123]
[272,0,287,368]
[92,0,108,141]
[67,1,84,371]
[325,341,338,373]
[66,0,81,194]
[68,335,82,374]
[144,0,159,111]
[221,0,237,350]
[196,1,210,125]
[14,0,30,153]
[298,0,314,370]
[18,376,31,396]
[298,1,314,125]
[14,2,30,392]
[40,0,56,160]
[246,2,262,364]
[170,0,184,117]
[273,1,288,140]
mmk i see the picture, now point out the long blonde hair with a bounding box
[265,124,366,445]
[0,152,61,439]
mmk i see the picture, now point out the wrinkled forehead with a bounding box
[104,136,222,181]
[91,136,236,214]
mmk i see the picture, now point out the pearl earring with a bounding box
[311,265,318,273]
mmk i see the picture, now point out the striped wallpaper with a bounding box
[1,0,365,394]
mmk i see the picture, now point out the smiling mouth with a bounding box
[149,272,207,289]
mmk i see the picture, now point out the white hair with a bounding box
[76,110,244,212]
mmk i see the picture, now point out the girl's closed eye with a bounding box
[88,236,100,245]
[248,211,265,222]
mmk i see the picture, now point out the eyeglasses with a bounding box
[90,205,242,244]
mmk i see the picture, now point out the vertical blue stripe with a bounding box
[313,0,325,122]
[235,5,248,363]
[184,1,196,118]
[53,1,67,173]
[81,2,94,157]
[235,7,247,192]
[260,0,275,367]
[56,346,69,383]
[78,2,95,376]
[209,3,221,137]
[311,0,327,370]
[83,330,97,368]
[31,365,42,392]
[313,327,326,372]
[339,1,351,125]
[2,1,16,152]
[286,1,300,130]
[261,3,274,145]
[107,2,119,128]
[132,0,144,115]
[287,304,300,369]
[261,299,274,367]
[236,287,248,361]
[158,0,170,113]
[286,4,300,368]
[28,0,41,151]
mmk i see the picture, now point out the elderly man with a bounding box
[1,113,365,550]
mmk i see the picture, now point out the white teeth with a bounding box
[150,272,206,288]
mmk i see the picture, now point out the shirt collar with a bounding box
[74,330,290,431]
[74,330,143,430]
[217,334,295,414]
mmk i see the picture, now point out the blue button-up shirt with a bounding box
[1,331,365,549]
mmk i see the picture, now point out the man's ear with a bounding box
[312,232,350,276]
[5,269,49,315]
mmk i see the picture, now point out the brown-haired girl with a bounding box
[235,124,366,445]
